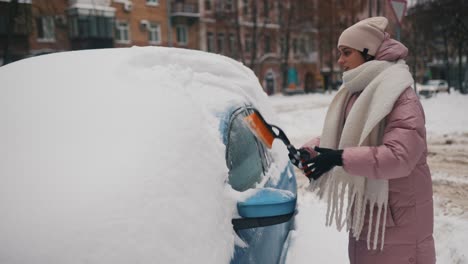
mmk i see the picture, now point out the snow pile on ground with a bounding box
[434,197,468,263]
[284,190,349,264]
[269,90,468,264]
[267,93,334,146]
[422,92,468,136]
[0,47,272,264]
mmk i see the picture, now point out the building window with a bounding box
[146,0,159,6]
[70,16,113,39]
[305,36,314,53]
[309,36,316,52]
[280,37,285,55]
[277,2,283,24]
[228,33,235,55]
[205,0,211,10]
[207,32,214,52]
[148,22,161,44]
[176,25,188,45]
[292,38,298,54]
[69,17,77,36]
[299,38,306,54]
[217,33,224,54]
[0,16,5,35]
[225,0,233,11]
[263,0,269,17]
[245,34,251,53]
[336,0,345,8]
[243,0,249,16]
[115,20,130,43]
[36,16,55,42]
[264,34,271,53]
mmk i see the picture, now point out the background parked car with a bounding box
[416,82,437,98]
[427,79,450,93]
[0,47,297,264]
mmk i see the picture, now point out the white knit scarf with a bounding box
[309,60,414,250]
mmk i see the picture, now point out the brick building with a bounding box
[1,0,321,95]
[1,0,199,61]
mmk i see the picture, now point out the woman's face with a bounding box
[337,46,365,71]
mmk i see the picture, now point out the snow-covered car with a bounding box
[0,47,297,264]
[427,79,450,93]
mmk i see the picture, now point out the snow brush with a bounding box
[244,110,308,171]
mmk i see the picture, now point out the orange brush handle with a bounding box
[244,112,275,149]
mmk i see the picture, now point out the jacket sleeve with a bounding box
[342,88,426,180]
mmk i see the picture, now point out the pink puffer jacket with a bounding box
[302,36,435,264]
[345,88,434,264]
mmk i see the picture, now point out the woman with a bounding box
[298,17,435,263]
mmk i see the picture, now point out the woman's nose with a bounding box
[337,56,344,66]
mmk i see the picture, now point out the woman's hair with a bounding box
[360,49,375,62]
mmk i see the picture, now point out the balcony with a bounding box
[0,1,32,36]
[68,0,115,17]
[68,0,111,7]
[171,2,199,25]
[171,2,199,17]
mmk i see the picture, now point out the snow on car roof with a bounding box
[0,47,275,263]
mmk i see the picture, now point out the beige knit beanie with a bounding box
[337,17,388,56]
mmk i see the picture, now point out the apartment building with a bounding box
[113,0,200,49]
[170,0,199,49]
[112,0,169,48]
[2,0,321,94]
[1,0,200,62]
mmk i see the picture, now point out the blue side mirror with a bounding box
[232,188,296,230]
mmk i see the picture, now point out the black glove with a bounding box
[303,147,343,180]
[288,147,311,169]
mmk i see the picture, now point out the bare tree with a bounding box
[277,0,295,91]
[231,1,245,64]
[315,1,352,91]
[213,0,272,72]
[404,0,468,93]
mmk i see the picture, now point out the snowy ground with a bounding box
[268,91,468,264]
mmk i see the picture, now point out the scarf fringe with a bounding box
[319,174,388,251]
[364,198,388,250]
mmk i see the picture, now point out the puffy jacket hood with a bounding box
[375,33,408,61]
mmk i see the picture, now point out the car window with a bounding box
[226,108,266,192]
